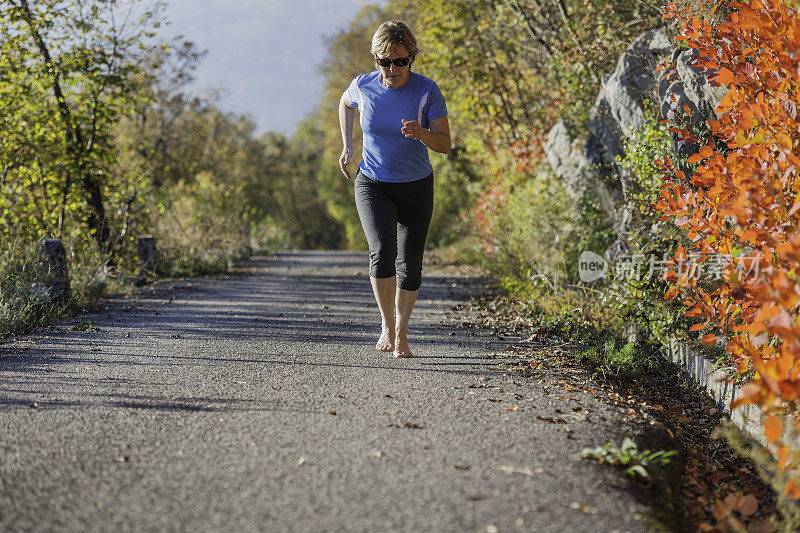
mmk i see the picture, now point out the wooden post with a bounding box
[38,238,69,300]
[137,237,157,281]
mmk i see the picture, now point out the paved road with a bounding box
[0,251,663,532]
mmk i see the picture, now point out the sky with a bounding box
[161,0,381,135]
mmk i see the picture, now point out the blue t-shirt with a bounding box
[346,71,448,183]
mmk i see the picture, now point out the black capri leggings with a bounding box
[354,169,434,291]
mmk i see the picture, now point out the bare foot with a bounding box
[376,324,395,352]
[393,331,412,358]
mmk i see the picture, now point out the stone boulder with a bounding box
[545,119,628,239]
[658,47,729,157]
[544,119,592,199]
[587,27,673,166]
[676,48,728,119]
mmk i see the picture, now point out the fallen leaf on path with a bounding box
[738,494,758,516]
[536,416,566,424]
[499,464,534,476]
[388,421,422,429]
[723,494,739,510]
[569,502,597,514]
[297,456,306,465]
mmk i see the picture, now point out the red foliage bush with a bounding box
[655,0,800,496]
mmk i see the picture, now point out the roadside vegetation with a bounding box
[0,0,342,338]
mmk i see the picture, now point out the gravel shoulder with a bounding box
[0,251,671,532]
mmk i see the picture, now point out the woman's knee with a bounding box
[396,269,422,291]
[396,254,423,290]
[369,245,397,278]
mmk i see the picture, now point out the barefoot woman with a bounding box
[338,20,450,358]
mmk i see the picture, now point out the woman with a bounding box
[338,20,450,358]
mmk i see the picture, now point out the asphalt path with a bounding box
[0,251,664,532]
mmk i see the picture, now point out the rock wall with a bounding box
[543,28,761,439]
[544,26,728,246]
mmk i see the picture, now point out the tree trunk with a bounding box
[16,0,111,253]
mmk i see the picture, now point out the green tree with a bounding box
[0,0,164,255]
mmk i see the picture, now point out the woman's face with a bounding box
[376,44,412,89]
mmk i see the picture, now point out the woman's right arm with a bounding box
[339,90,356,180]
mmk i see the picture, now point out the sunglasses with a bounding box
[375,55,412,68]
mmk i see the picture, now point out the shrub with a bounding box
[656,0,800,498]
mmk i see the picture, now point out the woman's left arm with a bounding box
[401,117,451,154]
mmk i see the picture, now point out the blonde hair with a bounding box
[370,21,419,59]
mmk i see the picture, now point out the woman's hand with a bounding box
[400,119,428,142]
[401,117,451,154]
[339,147,353,180]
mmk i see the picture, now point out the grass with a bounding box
[0,238,252,341]
[156,247,252,279]
[0,240,116,339]
[471,247,682,382]
[579,339,671,382]
[581,437,678,481]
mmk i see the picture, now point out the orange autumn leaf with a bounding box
[698,146,714,158]
[716,67,736,85]
[664,287,680,300]
[687,152,704,164]
[701,333,717,345]
[775,132,792,150]
[764,415,782,443]
[786,478,800,499]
